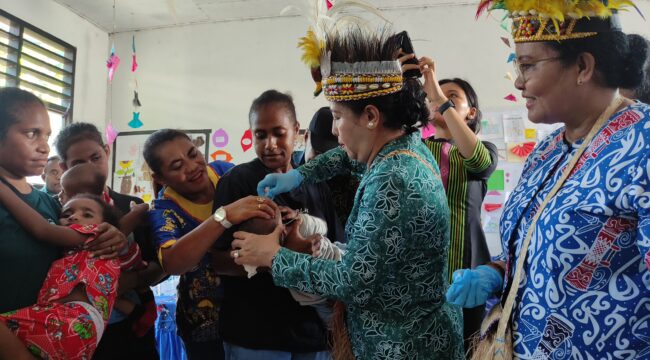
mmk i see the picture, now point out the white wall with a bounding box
[108,2,650,164]
[0,0,109,129]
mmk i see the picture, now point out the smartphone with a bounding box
[396,31,422,78]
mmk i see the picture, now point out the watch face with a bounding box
[215,207,226,222]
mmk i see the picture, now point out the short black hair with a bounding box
[248,90,298,126]
[143,129,191,174]
[0,88,45,140]
[66,193,121,227]
[61,163,107,197]
[55,122,105,162]
[547,32,648,90]
[439,78,482,134]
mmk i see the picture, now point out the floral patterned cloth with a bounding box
[271,132,464,360]
[498,102,650,359]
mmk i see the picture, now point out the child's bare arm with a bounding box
[0,322,37,360]
[119,203,148,236]
[0,181,86,247]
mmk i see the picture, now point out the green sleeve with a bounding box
[298,147,366,185]
[272,157,434,303]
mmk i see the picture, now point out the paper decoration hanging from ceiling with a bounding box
[106,123,119,144]
[504,94,517,102]
[128,112,143,128]
[133,91,141,107]
[106,44,120,83]
[131,35,138,72]
[241,129,253,152]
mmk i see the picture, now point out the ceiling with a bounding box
[51,0,477,33]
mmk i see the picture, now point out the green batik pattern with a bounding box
[273,132,464,359]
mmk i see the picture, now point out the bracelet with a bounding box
[437,99,455,115]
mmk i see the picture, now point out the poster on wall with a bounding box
[111,130,211,203]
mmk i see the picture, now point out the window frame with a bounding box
[0,9,76,122]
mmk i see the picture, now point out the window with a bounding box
[0,10,77,184]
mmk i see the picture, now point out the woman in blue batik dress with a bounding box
[226,26,464,360]
[446,1,650,358]
[143,129,278,360]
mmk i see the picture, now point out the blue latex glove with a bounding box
[256,169,304,198]
[446,265,503,308]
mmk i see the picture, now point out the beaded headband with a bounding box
[476,0,639,43]
[321,61,403,102]
[297,0,402,102]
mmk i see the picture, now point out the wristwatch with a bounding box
[438,99,455,115]
[213,206,233,229]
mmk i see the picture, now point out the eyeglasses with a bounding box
[513,56,561,82]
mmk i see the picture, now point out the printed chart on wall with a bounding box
[111,130,211,203]
[478,109,562,256]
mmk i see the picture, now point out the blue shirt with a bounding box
[148,160,233,342]
[499,102,650,358]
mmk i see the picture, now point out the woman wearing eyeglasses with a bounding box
[446,1,650,358]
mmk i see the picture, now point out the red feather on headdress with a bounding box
[476,0,494,19]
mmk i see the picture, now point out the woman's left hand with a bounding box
[84,223,127,259]
[224,195,280,225]
[231,225,284,268]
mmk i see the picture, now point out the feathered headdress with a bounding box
[476,0,642,43]
[297,0,403,101]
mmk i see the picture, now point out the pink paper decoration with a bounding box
[504,94,517,102]
[106,123,119,144]
[107,54,120,82]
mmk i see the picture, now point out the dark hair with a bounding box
[61,163,107,197]
[66,193,121,227]
[143,129,191,174]
[0,88,45,140]
[627,39,650,104]
[439,78,482,133]
[546,32,648,89]
[248,90,298,126]
[327,28,430,132]
[54,123,105,162]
